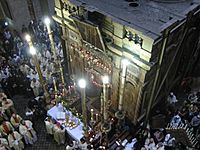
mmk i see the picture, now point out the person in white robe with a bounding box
[8,131,24,150]
[10,113,22,129]
[53,123,65,145]
[170,114,182,128]
[1,98,16,117]
[167,92,178,104]
[44,117,54,135]
[19,120,37,145]
[30,78,40,97]
[163,134,175,147]
[0,137,10,150]
[0,121,14,136]
[78,138,88,150]
[24,120,37,142]
[19,63,30,75]
[66,141,77,150]
[29,71,39,81]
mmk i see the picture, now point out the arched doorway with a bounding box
[123,81,139,123]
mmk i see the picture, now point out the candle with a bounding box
[53,77,58,92]
[91,109,94,121]
[68,86,71,94]
[96,114,98,122]
[62,88,65,96]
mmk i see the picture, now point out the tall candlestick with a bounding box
[91,109,94,121]
[96,114,98,122]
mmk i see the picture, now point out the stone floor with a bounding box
[13,95,65,150]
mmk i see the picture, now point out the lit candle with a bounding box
[68,86,71,95]
[91,109,94,121]
[96,114,98,122]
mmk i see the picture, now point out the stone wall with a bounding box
[6,0,55,31]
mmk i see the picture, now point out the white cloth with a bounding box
[47,106,84,141]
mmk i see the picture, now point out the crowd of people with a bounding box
[0,92,37,150]
[0,17,199,150]
[0,19,64,150]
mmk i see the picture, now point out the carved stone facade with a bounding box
[0,0,55,30]
[54,0,200,125]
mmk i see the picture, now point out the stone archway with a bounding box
[123,81,139,123]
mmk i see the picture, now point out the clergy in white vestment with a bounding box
[23,120,37,142]
[43,49,51,60]
[78,138,88,150]
[19,120,37,145]
[66,141,77,150]
[0,93,7,102]
[29,71,39,81]
[10,113,22,129]
[0,121,14,136]
[1,98,16,117]
[44,117,54,135]
[53,123,65,145]
[0,137,10,150]
[19,64,31,75]
[30,78,40,97]
[8,131,24,150]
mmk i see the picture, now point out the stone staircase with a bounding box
[166,123,198,147]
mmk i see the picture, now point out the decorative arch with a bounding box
[123,81,139,122]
